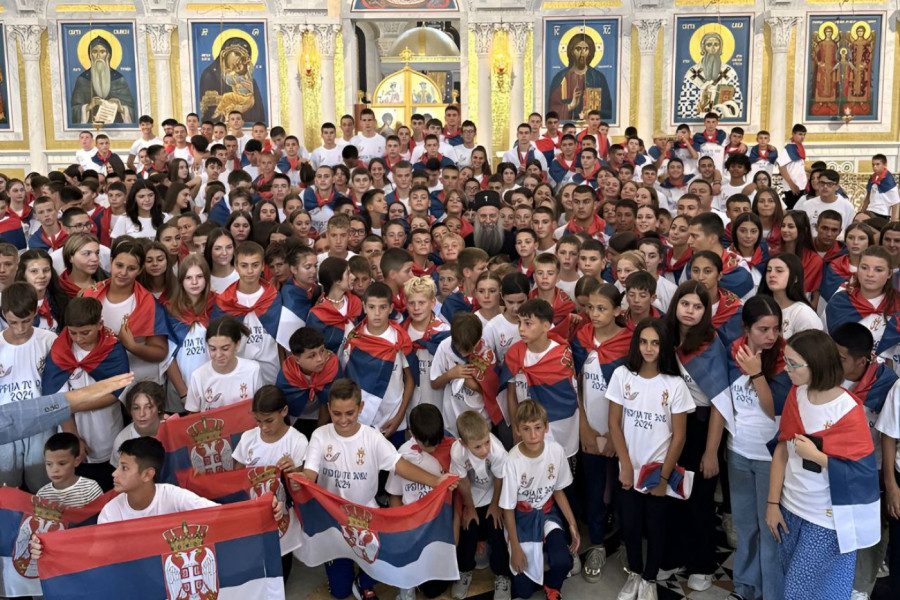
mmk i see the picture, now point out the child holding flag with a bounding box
[766,330,880,600]
[301,379,456,600]
[500,400,579,600]
[608,318,692,600]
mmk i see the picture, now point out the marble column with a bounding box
[11,25,47,173]
[276,24,305,138]
[766,16,799,143]
[508,23,531,148]
[472,23,494,158]
[315,24,339,125]
[145,24,176,121]
[634,19,664,137]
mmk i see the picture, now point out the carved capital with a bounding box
[766,16,799,53]
[508,22,532,55]
[634,19,664,55]
[472,23,494,55]
[145,24,176,57]
[277,23,306,57]
[11,25,44,60]
[314,24,340,57]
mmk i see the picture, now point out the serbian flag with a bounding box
[306,293,363,355]
[182,468,302,556]
[276,279,319,350]
[569,321,631,379]
[439,290,476,323]
[37,496,285,600]
[0,214,26,250]
[848,360,899,418]
[677,336,732,411]
[454,338,502,426]
[635,463,694,499]
[288,474,459,588]
[819,254,853,303]
[775,387,881,553]
[41,326,130,397]
[826,289,900,354]
[715,249,754,299]
[0,488,114,597]
[665,246,693,285]
[276,351,341,418]
[27,228,67,252]
[711,289,744,349]
[82,281,169,339]
[528,288,576,331]
[797,248,825,296]
[498,335,579,454]
[212,281,282,342]
[511,499,565,585]
[157,400,256,486]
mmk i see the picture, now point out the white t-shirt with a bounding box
[304,423,401,507]
[310,145,344,169]
[499,440,572,511]
[129,136,163,158]
[110,215,163,240]
[185,357,261,412]
[875,378,900,473]
[0,328,56,405]
[776,147,808,190]
[109,423,141,467]
[37,476,103,507]
[431,337,488,435]
[407,320,450,410]
[606,367,694,480]
[450,434,508,508]
[233,427,308,469]
[236,288,280,383]
[483,314,520,366]
[100,293,164,385]
[350,134,386,164]
[340,325,409,430]
[98,483,217,523]
[780,387,857,530]
[173,322,209,387]
[781,302,823,340]
[210,270,239,294]
[68,344,125,463]
[653,276,678,314]
[794,196,856,234]
[727,372,780,462]
[385,438,444,504]
[52,244,111,276]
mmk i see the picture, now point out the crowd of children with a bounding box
[2,106,900,600]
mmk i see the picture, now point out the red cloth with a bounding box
[82,281,160,337]
[282,350,341,404]
[216,281,278,319]
[50,326,117,373]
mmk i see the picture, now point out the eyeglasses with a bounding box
[67,222,93,231]
[349,228,366,236]
[784,360,808,370]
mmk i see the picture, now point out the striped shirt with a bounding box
[37,476,103,507]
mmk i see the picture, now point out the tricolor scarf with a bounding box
[528,288,576,328]
[820,254,854,302]
[784,142,806,161]
[636,463,692,499]
[847,360,899,415]
[564,214,607,240]
[407,318,452,356]
[720,335,792,435]
[748,144,778,165]
[212,281,282,339]
[569,323,631,379]
[306,293,363,354]
[764,222,782,256]
[821,241,848,265]
[277,351,341,417]
[826,288,900,347]
[164,292,216,348]
[440,289,478,323]
[711,288,744,349]
[499,334,578,425]
[867,169,897,194]
[624,307,664,331]
[676,335,731,411]
[42,326,129,397]
[795,248,825,295]
[717,248,754,298]
[58,270,84,299]
[281,278,320,324]
[35,297,57,330]
[665,246,693,282]
[343,319,420,396]
[82,280,168,338]
[27,227,67,252]
[774,386,880,553]
[0,213,26,250]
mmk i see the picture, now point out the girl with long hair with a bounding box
[111,180,167,239]
[205,228,238,293]
[778,210,822,306]
[16,249,68,332]
[58,233,105,298]
[758,253,822,339]
[752,187,783,255]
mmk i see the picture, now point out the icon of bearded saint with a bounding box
[70,37,136,125]
[676,31,744,119]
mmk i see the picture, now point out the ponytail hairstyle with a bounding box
[205,315,250,343]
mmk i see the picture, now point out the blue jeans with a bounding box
[324,558,377,599]
[581,452,610,545]
[727,449,783,600]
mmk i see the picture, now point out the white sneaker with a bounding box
[722,513,738,549]
[850,591,869,600]
[567,551,581,578]
[655,566,684,581]
[637,579,658,600]
[582,546,606,583]
[687,573,713,591]
[493,575,512,600]
[617,571,642,600]
[394,588,415,600]
[450,571,472,599]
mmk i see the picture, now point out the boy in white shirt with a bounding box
[0,283,58,492]
[431,313,492,434]
[340,282,416,447]
[450,411,511,600]
[301,379,454,600]
[350,108,387,164]
[127,115,162,170]
[402,276,450,410]
[37,432,103,507]
[500,400,579,600]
